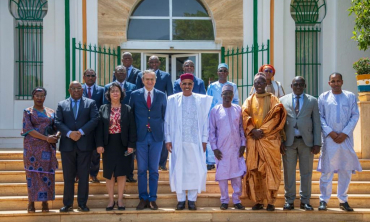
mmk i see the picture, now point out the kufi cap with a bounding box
[222,84,234,92]
[180,73,194,81]
[218,63,229,70]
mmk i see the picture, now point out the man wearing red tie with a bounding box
[81,69,104,183]
[129,70,167,210]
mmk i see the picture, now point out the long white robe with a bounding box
[317,90,362,173]
[165,93,213,193]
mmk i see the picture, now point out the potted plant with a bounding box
[354,57,370,101]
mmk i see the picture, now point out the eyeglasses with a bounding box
[264,69,273,73]
[184,65,194,67]
[218,70,228,73]
[85,75,96,78]
[70,87,82,91]
[292,83,305,87]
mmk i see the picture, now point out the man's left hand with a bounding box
[239,146,245,157]
[311,145,321,155]
[202,143,207,152]
[333,133,348,144]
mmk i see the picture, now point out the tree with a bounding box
[348,0,370,51]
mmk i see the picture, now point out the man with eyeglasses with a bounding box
[205,63,239,170]
[104,65,137,183]
[55,81,99,212]
[113,52,142,86]
[165,73,213,210]
[81,69,104,183]
[173,60,206,94]
[279,76,321,211]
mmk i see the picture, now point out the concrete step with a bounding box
[1,159,370,171]
[1,193,370,211]
[0,206,369,222]
[1,170,370,183]
[0,180,369,196]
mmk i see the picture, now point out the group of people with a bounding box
[21,52,361,214]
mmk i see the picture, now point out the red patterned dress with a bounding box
[21,107,58,202]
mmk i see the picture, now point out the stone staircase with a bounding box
[0,149,369,222]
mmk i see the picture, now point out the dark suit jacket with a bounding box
[95,104,137,149]
[173,76,206,94]
[113,66,142,85]
[82,84,104,109]
[129,88,167,142]
[280,93,322,147]
[103,81,137,105]
[55,97,99,152]
[136,70,173,96]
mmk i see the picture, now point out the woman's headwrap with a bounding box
[259,64,276,76]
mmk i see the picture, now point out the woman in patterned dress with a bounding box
[21,87,60,213]
[96,82,137,211]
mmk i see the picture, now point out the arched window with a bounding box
[128,0,214,41]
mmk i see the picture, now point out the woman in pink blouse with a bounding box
[96,82,137,211]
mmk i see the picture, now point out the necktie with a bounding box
[120,83,124,91]
[88,87,92,98]
[72,100,78,119]
[147,92,151,130]
[295,96,300,115]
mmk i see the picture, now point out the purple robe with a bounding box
[209,104,246,181]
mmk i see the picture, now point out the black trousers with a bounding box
[61,145,92,207]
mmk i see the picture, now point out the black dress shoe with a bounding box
[234,203,245,210]
[300,203,314,211]
[126,176,137,183]
[340,202,354,212]
[252,203,264,210]
[220,203,228,210]
[117,204,126,211]
[27,202,35,213]
[60,205,73,212]
[283,202,294,210]
[266,204,275,211]
[207,164,215,171]
[159,165,167,171]
[149,201,158,210]
[77,205,90,212]
[176,201,186,210]
[136,199,148,210]
[90,176,100,183]
[318,201,327,211]
[188,201,197,210]
[106,201,116,211]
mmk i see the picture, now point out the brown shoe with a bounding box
[27,202,35,213]
[42,201,49,212]
[149,201,158,210]
[136,199,148,210]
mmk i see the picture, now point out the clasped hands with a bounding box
[213,146,245,161]
[329,131,348,144]
[46,132,61,144]
[96,146,133,154]
[166,142,207,153]
[69,131,82,141]
[251,129,264,140]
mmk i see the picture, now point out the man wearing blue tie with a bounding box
[82,69,104,183]
[55,81,99,212]
[129,70,167,210]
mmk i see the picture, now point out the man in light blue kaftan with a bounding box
[205,63,239,170]
[317,73,362,212]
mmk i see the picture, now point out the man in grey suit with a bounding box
[280,76,321,211]
[55,81,99,212]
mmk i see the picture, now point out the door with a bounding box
[171,54,199,82]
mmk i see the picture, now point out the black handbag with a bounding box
[44,124,57,136]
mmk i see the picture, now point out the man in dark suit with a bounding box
[81,69,104,184]
[129,70,167,210]
[113,52,142,85]
[173,60,206,94]
[104,65,137,182]
[280,76,321,211]
[55,81,99,212]
[104,65,137,105]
